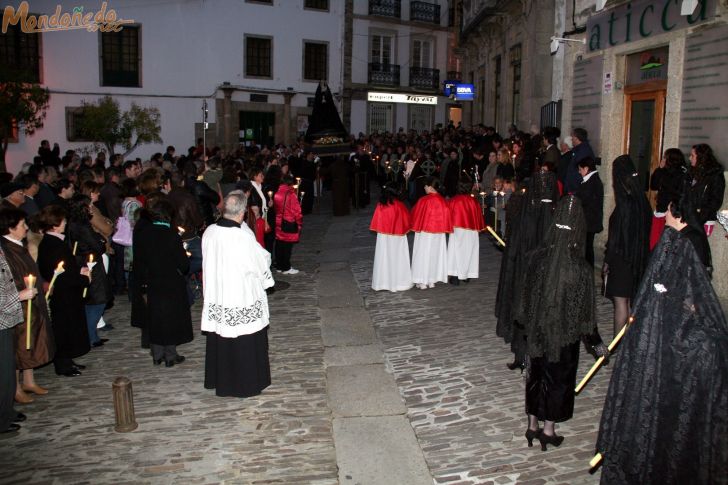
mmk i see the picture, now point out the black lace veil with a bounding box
[606,155,652,297]
[596,227,728,484]
[520,196,597,361]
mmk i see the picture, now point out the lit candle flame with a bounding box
[88,254,94,263]
[56,261,64,272]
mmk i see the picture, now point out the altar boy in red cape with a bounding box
[411,177,452,289]
[447,175,484,285]
[370,185,412,292]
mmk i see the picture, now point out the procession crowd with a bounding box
[363,124,726,483]
[0,123,726,483]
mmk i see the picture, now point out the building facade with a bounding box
[457,0,556,134]
[2,0,344,173]
[555,0,728,298]
[344,0,453,135]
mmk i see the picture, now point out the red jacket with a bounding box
[370,200,411,236]
[411,193,453,233]
[274,184,303,243]
[449,194,484,231]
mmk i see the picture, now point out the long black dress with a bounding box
[36,234,89,369]
[520,196,602,422]
[604,155,652,299]
[596,227,728,484]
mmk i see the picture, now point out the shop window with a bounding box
[408,105,433,132]
[368,103,393,133]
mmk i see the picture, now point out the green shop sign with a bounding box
[586,0,716,52]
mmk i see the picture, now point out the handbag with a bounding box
[280,192,299,234]
[112,215,133,246]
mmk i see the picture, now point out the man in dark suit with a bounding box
[565,128,595,194]
[540,127,561,169]
[574,157,604,267]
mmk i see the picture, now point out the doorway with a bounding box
[239,111,275,147]
[623,88,665,206]
[448,105,462,127]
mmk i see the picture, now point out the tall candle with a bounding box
[46,261,65,303]
[83,255,96,298]
[24,274,35,350]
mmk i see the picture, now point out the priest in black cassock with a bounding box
[201,191,275,398]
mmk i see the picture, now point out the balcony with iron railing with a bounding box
[410,1,441,24]
[369,63,401,86]
[409,67,440,90]
[369,0,401,18]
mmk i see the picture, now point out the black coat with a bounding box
[167,187,203,235]
[67,221,112,306]
[575,172,604,233]
[188,178,220,227]
[650,167,686,213]
[37,234,90,359]
[133,222,192,346]
[688,164,725,224]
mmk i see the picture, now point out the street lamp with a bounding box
[550,36,586,55]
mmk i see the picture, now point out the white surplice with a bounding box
[411,232,448,286]
[372,234,413,292]
[201,223,275,338]
[447,228,480,280]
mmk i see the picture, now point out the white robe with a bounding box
[372,234,413,292]
[201,223,275,338]
[447,228,480,280]
[411,232,448,286]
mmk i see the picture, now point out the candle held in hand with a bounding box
[24,274,35,350]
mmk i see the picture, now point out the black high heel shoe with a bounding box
[507,361,526,373]
[525,428,541,447]
[537,432,564,451]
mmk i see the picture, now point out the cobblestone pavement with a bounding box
[349,208,614,485]
[0,209,338,485]
[0,195,617,485]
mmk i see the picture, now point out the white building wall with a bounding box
[5,0,344,173]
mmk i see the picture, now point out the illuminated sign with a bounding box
[367,92,438,105]
[444,82,475,101]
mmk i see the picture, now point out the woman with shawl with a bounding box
[520,196,608,450]
[603,155,651,338]
[370,184,412,292]
[596,227,727,484]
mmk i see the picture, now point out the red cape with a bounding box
[370,199,411,235]
[411,193,453,233]
[450,194,484,231]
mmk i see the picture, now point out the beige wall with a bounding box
[560,13,728,299]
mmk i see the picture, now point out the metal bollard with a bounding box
[112,376,138,432]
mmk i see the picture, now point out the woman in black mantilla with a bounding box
[494,182,528,371]
[520,196,608,450]
[596,226,727,484]
[602,155,651,338]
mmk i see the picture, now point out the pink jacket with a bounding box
[274,184,303,243]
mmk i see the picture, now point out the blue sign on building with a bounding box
[443,82,475,101]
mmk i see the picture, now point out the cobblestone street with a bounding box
[0,196,616,484]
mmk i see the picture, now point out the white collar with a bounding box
[47,231,65,241]
[581,171,597,183]
[2,235,23,246]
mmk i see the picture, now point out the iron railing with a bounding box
[410,1,441,24]
[369,63,401,86]
[446,70,462,81]
[369,0,401,18]
[409,67,440,90]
